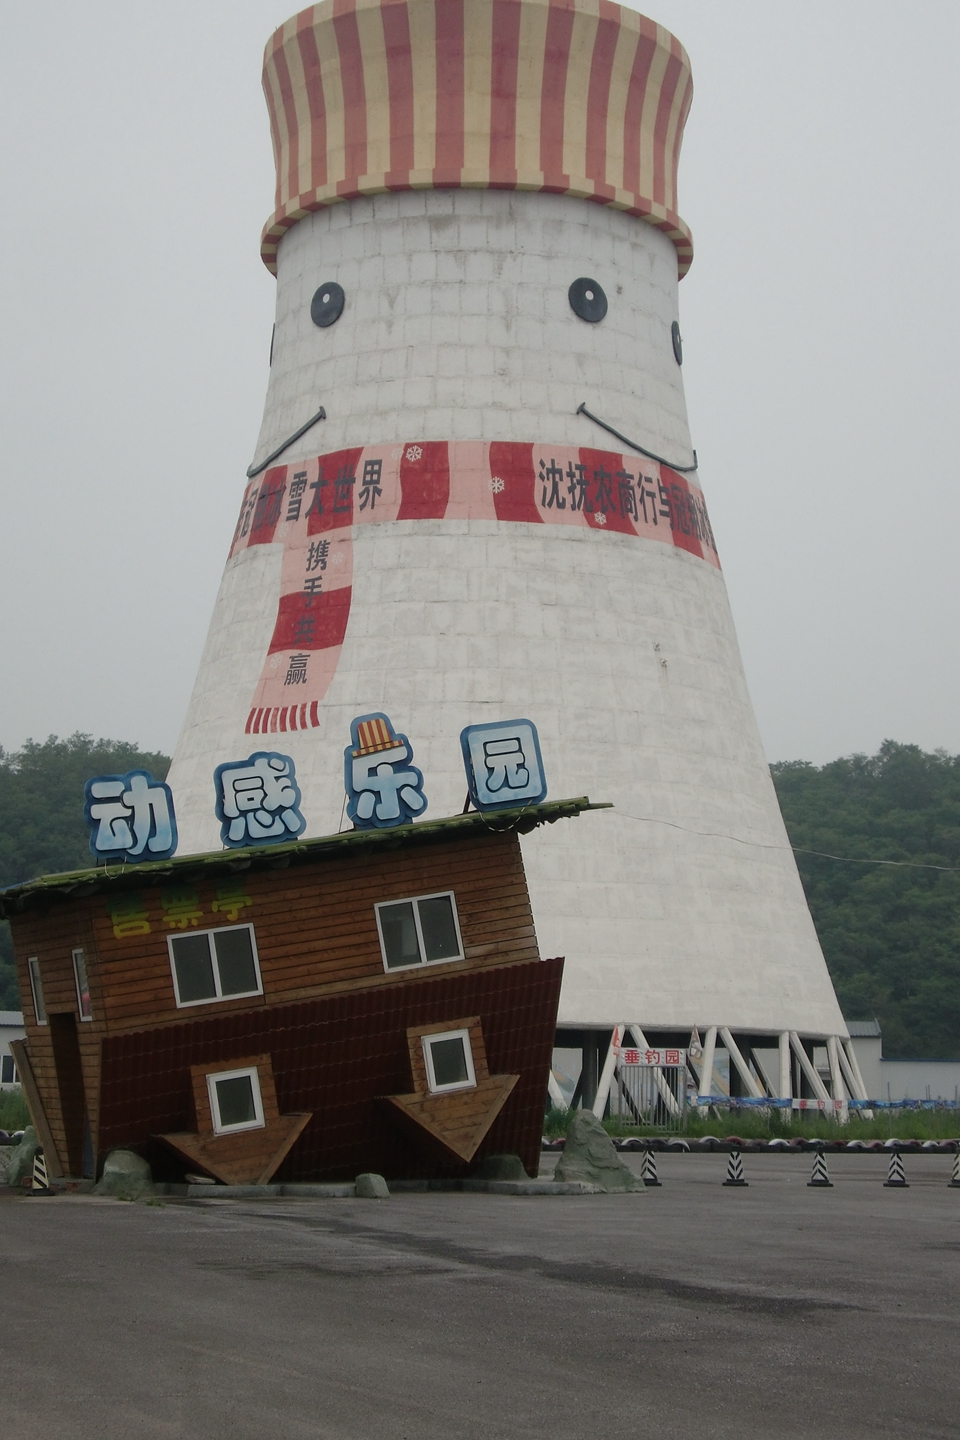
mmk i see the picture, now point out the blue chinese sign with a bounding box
[460,719,547,811]
[344,713,428,829]
[84,771,178,863]
[214,751,306,848]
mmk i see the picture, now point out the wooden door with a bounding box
[48,1014,90,1178]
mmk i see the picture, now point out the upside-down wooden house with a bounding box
[0,799,597,1184]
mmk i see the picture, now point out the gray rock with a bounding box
[355,1172,390,1199]
[486,1179,604,1195]
[472,1153,529,1182]
[93,1149,155,1201]
[4,1127,40,1187]
[553,1111,645,1193]
[0,1146,15,1187]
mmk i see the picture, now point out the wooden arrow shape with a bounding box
[385,1074,519,1164]
[159,1111,312,1186]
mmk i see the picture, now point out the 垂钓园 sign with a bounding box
[620,1047,687,1068]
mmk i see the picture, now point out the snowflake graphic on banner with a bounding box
[344,713,427,829]
[490,476,505,494]
[405,445,422,462]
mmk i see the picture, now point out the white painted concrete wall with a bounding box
[848,1036,883,1100]
[258,188,693,462]
[880,1061,960,1103]
[167,187,847,1038]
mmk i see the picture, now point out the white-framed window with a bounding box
[206,1066,265,1135]
[72,948,93,1021]
[422,1028,477,1094]
[28,958,47,1025]
[167,925,262,1008]
[374,892,463,972]
[1,1054,16,1085]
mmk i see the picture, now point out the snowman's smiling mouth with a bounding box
[576,402,698,474]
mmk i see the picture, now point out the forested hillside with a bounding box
[772,742,960,1060]
[0,735,956,1059]
[0,735,170,1009]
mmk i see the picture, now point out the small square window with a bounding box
[168,925,262,1008]
[28,958,47,1025]
[375,892,463,972]
[73,949,92,1021]
[206,1066,265,1135]
[422,1029,476,1094]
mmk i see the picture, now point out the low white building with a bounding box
[0,1012,24,1089]
[880,1061,960,1104]
[846,1020,960,1103]
[846,1021,882,1099]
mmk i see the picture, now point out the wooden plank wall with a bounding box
[11,900,100,1176]
[8,829,540,1169]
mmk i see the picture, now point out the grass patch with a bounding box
[544,1103,960,1142]
[0,1087,30,1133]
[682,1109,960,1142]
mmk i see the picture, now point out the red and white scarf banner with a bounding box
[229,440,720,735]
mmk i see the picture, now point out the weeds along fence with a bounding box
[601,1069,960,1141]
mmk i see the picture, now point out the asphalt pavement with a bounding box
[2,1152,958,1439]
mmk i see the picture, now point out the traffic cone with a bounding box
[640,1146,662,1187]
[883,1150,908,1188]
[723,1149,748,1187]
[807,1146,833,1188]
[948,1151,960,1189]
[29,1150,54,1195]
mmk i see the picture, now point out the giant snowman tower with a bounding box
[167,0,865,1110]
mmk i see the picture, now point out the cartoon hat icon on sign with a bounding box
[345,714,427,831]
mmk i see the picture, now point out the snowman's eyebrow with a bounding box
[247,406,327,479]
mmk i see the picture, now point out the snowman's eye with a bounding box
[310,282,345,327]
[568,277,607,323]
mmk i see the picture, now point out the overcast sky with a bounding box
[0,1,956,766]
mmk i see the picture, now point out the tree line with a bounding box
[0,734,957,1058]
[771,741,960,1060]
[0,735,169,1010]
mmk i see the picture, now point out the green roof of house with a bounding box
[0,797,609,917]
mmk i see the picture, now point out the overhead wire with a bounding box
[613,810,960,873]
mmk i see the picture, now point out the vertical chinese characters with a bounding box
[83,771,178,862]
[284,653,309,686]
[460,720,547,811]
[214,753,307,848]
